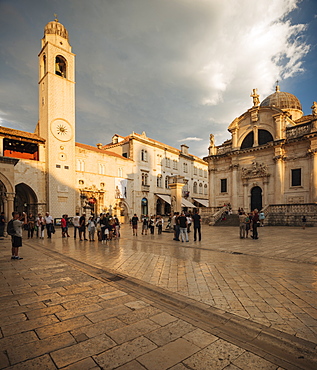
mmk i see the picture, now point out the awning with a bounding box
[182,198,196,208]
[193,198,209,207]
[156,194,171,204]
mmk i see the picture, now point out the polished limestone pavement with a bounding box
[0,224,316,369]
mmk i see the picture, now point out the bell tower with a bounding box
[38,17,76,216]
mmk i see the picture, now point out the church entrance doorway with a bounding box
[15,183,38,216]
[251,186,262,211]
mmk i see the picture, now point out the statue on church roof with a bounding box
[250,88,260,107]
[311,101,317,116]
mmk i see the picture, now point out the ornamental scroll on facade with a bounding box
[241,162,269,179]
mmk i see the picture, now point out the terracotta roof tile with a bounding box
[0,126,45,142]
[75,142,132,160]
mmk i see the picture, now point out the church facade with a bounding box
[0,19,208,222]
[204,87,317,224]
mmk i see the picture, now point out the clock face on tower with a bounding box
[51,119,73,141]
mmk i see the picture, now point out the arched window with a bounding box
[141,197,148,215]
[199,183,203,194]
[204,184,208,195]
[241,131,254,149]
[55,55,67,78]
[258,130,273,145]
[193,182,198,193]
[157,174,162,188]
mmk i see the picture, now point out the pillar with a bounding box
[169,176,184,214]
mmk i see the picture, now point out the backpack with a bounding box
[7,219,15,236]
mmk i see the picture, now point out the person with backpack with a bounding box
[8,211,27,260]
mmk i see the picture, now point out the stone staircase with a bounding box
[214,214,240,226]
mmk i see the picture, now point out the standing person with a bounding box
[141,215,149,235]
[245,213,251,238]
[251,209,259,239]
[61,215,67,237]
[239,211,247,239]
[73,212,80,239]
[45,212,54,238]
[0,211,5,238]
[79,213,87,241]
[36,213,45,238]
[149,215,155,234]
[173,212,180,241]
[65,214,70,237]
[259,210,265,227]
[192,209,201,242]
[87,216,96,241]
[156,215,163,234]
[114,215,121,238]
[178,211,189,242]
[131,214,139,236]
[27,213,35,239]
[9,211,27,260]
[302,215,307,229]
[186,211,192,233]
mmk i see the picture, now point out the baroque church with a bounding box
[204,87,317,225]
[0,19,208,223]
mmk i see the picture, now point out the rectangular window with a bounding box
[291,168,301,187]
[220,179,227,193]
[56,164,61,168]
[64,166,69,169]
[122,153,128,158]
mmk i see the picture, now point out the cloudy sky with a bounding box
[0,0,316,157]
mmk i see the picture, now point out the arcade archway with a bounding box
[15,183,38,215]
[251,186,262,211]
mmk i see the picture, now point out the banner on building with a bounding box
[115,178,127,199]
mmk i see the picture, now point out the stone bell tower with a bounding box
[37,17,76,217]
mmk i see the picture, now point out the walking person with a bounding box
[36,213,45,238]
[45,212,54,238]
[131,214,139,236]
[251,209,259,239]
[156,215,163,234]
[141,215,149,235]
[245,213,251,238]
[87,216,96,241]
[79,213,87,241]
[73,212,80,239]
[302,215,307,229]
[192,209,201,241]
[178,211,189,242]
[8,211,27,260]
[114,215,121,238]
[149,215,155,234]
[259,210,265,227]
[61,215,67,237]
[186,211,192,233]
[27,213,35,239]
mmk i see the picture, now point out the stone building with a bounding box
[204,86,317,225]
[0,19,208,222]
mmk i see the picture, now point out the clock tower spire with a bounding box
[38,19,76,216]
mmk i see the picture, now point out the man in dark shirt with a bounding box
[131,214,139,236]
[252,209,259,239]
[79,213,88,241]
[178,211,189,242]
[192,209,201,241]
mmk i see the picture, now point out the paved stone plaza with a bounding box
[0,224,316,369]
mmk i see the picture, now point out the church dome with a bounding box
[44,19,68,40]
[260,85,302,110]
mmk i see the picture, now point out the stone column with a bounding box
[310,149,317,203]
[230,163,239,210]
[253,126,258,147]
[209,168,216,207]
[263,179,269,207]
[169,176,184,214]
[273,155,284,204]
[243,181,248,211]
[6,193,15,220]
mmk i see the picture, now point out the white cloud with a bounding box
[0,0,312,157]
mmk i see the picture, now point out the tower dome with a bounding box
[44,19,68,40]
[260,85,302,110]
